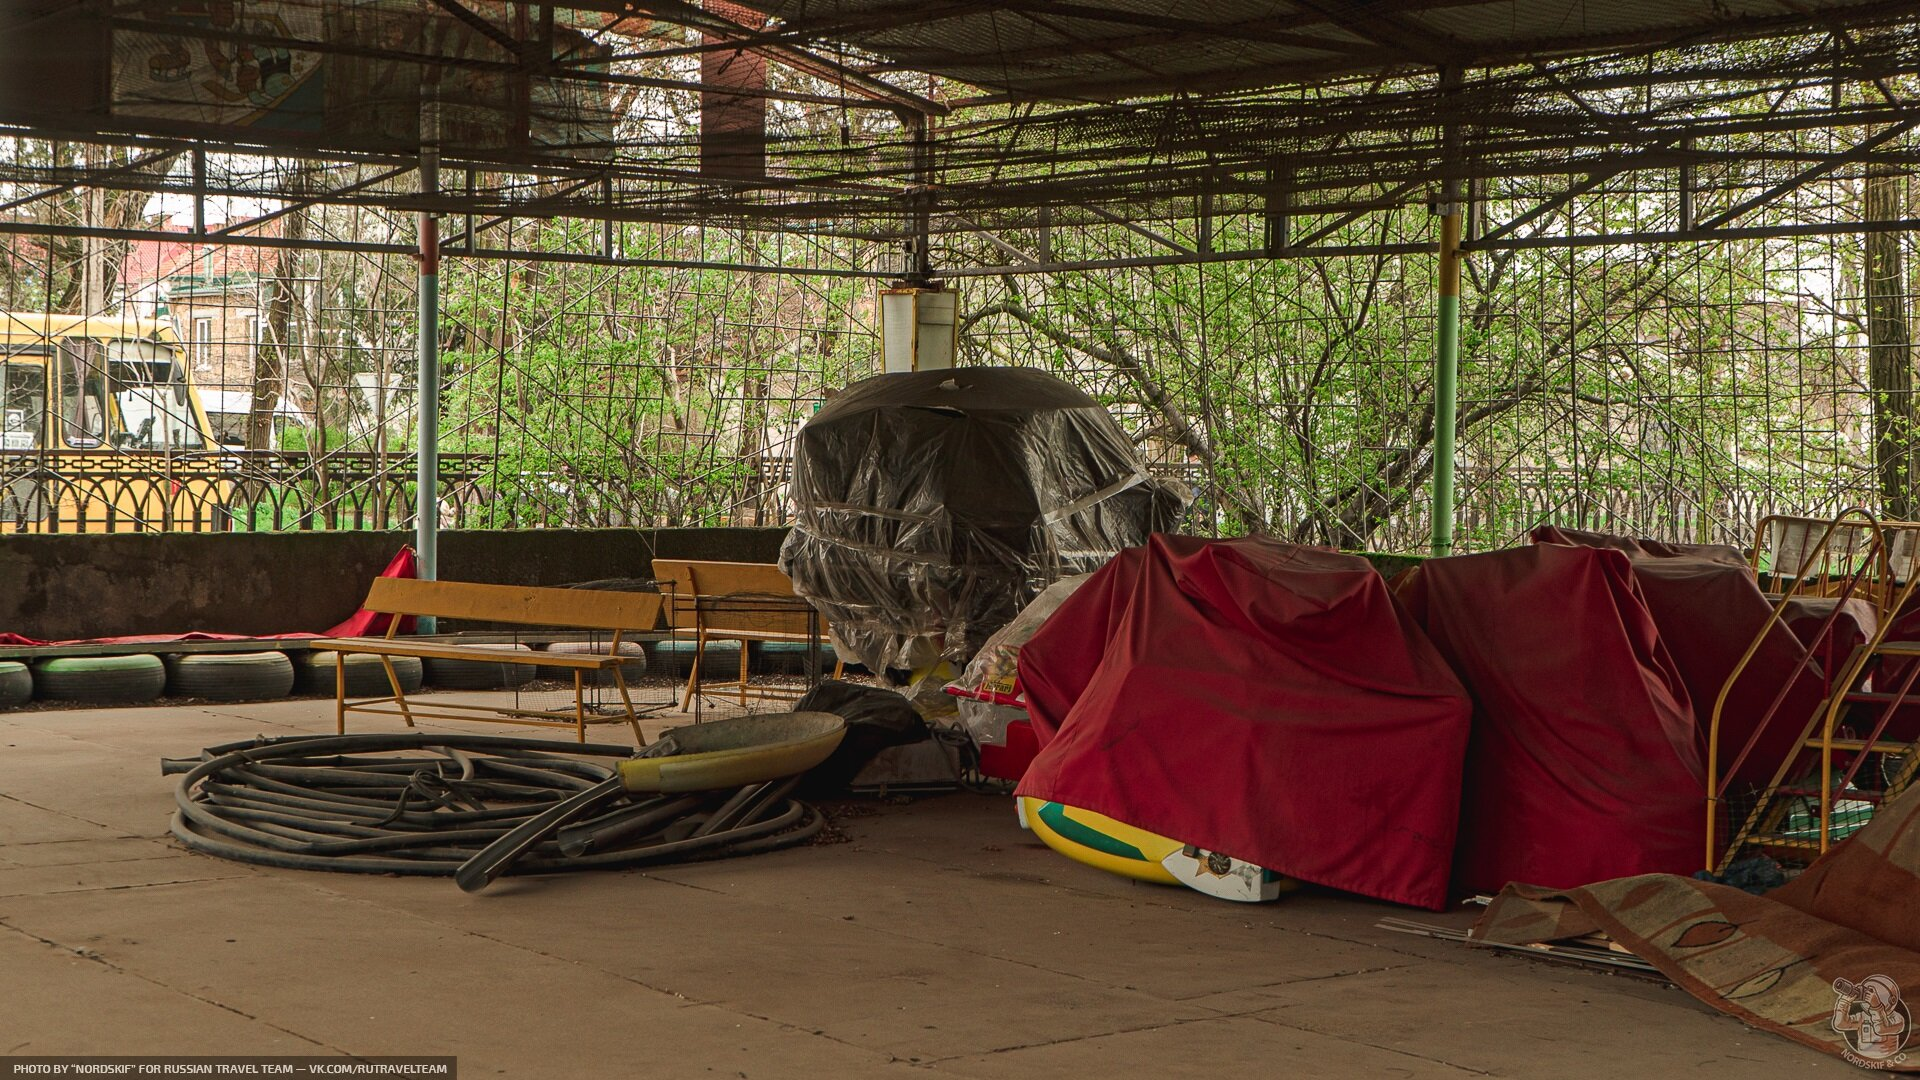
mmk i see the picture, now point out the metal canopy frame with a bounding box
[3,1,1919,560]
[0,3,1913,262]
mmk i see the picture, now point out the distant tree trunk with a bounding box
[79,145,109,316]
[738,267,769,526]
[739,370,766,525]
[1866,162,1914,520]
[249,170,307,449]
[64,144,150,316]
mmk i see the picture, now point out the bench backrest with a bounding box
[362,577,663,633]
[650,559,813,637]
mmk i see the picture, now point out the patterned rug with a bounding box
[1476,785,1920,1070]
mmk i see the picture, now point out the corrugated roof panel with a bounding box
[730,0,1913,101]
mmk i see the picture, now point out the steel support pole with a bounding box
[1431,204,1462,557]
[416,147,441,632]
[1431,68,1464,559]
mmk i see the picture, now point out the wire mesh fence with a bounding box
[2,114,1917,552]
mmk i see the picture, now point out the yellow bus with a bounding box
[0,312,231,532]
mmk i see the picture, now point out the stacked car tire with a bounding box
[31,654,168,704]
[165,652,297,701]
[422,644,537,690]
[293,651,425,697]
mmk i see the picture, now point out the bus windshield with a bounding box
[106,341,206,451]
[2,356,46,450]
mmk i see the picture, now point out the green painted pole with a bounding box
[1431,208,1461,557]
[416,146,440,634]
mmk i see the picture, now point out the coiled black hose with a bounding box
[165,732,824,882]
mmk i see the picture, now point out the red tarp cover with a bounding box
[1398,544,1705,893]
[1015,535,1474,910]
[1531,526,1864,790]
[1528,523,1747,565]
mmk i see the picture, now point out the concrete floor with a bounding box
[0,693,1853,1078]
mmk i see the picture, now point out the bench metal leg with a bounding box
[574,669,587,743]
[737,640,750,707]
[334,653,347,735]
[379,656,417,728]
[611,666,645,747]
[680,630,706,711]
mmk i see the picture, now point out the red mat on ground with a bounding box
[1015,535,1473,910]
[0,546,417,646]
[1398,544,1705,893]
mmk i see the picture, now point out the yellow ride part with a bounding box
[1018,796,1296,902]
[618,711,846,793]
[1019,795,1185,885]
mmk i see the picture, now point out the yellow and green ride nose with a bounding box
[1017,796,1294,903]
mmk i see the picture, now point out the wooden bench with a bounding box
[310,578,664,744]
[650,558,841,709]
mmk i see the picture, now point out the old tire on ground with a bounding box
[293,652,423,697]
[752,641,840,677]
[32,654,166,704]
[649,640,743,681]
[0,661,31,708]
[164,652,297,702]
[538,640,647,685]
[423,645,536,690]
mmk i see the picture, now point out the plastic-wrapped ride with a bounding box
[779,367,1187,674]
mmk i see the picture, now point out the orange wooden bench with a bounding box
[311,578,663,744]
[650,558,841,708]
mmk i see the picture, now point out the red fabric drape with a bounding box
[1529,526,1871,788]
[1016,535,1474,910]
[1399,544,1705,893]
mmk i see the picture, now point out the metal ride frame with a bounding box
[1706,510,1920,871]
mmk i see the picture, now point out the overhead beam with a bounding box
[903,13,1373,71]
[14,211,1920,278]
[1083,205,1193,254]
[427,0,527,58]
[955,217,1039,265]
[0,147,178,215]
[1462,216,1920,252]
[0,219,895,277]
[1695,116,1920,229]
[209,165,414,238]
[1289,179,1426,249]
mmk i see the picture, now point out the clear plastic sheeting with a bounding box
[951,574,1089,747]
[779,367,1186,673]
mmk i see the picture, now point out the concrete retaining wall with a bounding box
[0,529,1426,641]
[0,528,788,640]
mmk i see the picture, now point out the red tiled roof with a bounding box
[119,216,283,292]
